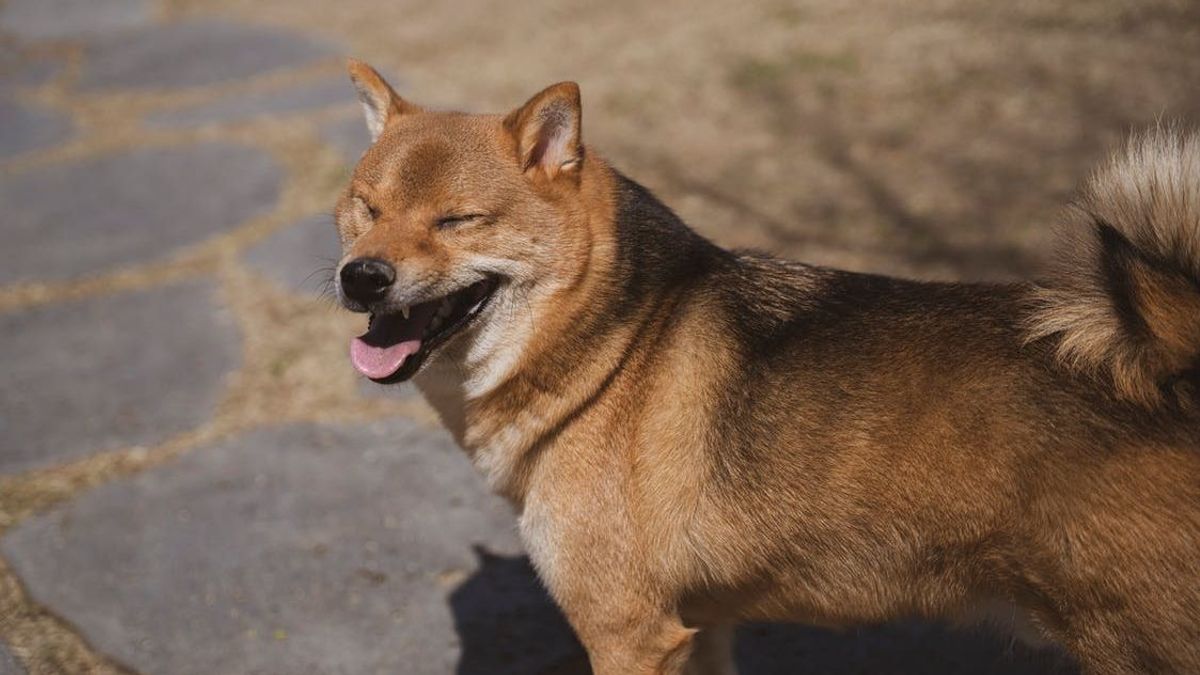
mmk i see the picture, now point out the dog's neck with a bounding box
[415,160,723,503]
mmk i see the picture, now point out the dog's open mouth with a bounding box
[350,277,498,383]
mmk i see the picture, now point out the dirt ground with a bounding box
[173,0,1200,279]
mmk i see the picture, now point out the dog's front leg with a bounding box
[568,609,698,675]
[525,524,699,673]
[520,472,712,673]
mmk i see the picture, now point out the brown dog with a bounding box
[332,60,1200,674]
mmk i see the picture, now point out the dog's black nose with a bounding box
[340,258,396,304]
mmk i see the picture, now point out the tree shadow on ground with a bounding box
[449,549,1078,675]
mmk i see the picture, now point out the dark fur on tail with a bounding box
[1029,129,1200,407]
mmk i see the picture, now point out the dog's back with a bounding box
[650,132,1200,673]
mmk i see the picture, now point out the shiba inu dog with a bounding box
[332,60,1200,674]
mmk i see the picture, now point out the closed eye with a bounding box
[436,213,488,229]
[353,196,380,220]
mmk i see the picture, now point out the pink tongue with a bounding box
[350,335,420,380]
[349,309,434,379]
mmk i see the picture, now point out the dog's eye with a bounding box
[353,196,380,220]
[436,214,486,229]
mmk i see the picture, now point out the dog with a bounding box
[332,60,1200,674]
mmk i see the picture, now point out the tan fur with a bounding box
[1029,129,1200,406]
[334,63,1200,674]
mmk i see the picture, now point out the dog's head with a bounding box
[334,60,597,388]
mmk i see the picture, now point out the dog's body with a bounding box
[334,62,1200,674]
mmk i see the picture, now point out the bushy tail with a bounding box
[1029,129,1200,407]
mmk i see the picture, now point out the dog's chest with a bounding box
[516,491,564,591]
[415,362,548,494]
[415,360,573,592]
[468,416,542,494]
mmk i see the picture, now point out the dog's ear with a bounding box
[346,58,420,141]
[504,81,582,182]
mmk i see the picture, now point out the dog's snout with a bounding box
[340,258,396,304]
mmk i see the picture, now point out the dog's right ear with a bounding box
[347,58,421,141]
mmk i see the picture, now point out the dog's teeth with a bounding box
[401,306,410,320]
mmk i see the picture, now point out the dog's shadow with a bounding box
[449,548,1079,675]
[449,546,589,675]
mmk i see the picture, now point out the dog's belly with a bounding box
[955,597,1056,648]
[682,593,1056,650]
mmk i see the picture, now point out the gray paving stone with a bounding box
[0,0,150,42]
[0,420,584,675]
[5,58,60,87]
[0,48,62,88]
[0,142,280,284]
[0,43,17,70]
[318,113,371,165]
[0,642,24,675]
[242,213,340,295]
[0,279,239,473]
[147,77,354,128]
[81,20,336,91]
[0,96,72,157]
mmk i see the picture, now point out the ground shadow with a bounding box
[450,549,1079,675]
[735,623,1078,675]
[449,547,590,675]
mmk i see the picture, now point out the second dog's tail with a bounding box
[1029,129,1200,407]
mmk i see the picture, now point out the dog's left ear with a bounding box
[504,81,582,182]
[347,58,421,141]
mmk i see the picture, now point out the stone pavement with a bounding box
[0,4,1083,674]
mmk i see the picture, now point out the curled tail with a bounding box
[1029,129,1200,407]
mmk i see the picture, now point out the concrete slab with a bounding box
[146,77,354,128]
[81,20,336,91]
[0,97,71,157]
[0,280,239,473]
[0,420,586,674]
[241,213,340,296]
[0,143,280,284]
[0,0,150,42]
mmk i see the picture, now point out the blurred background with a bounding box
[1,0,1198,673]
